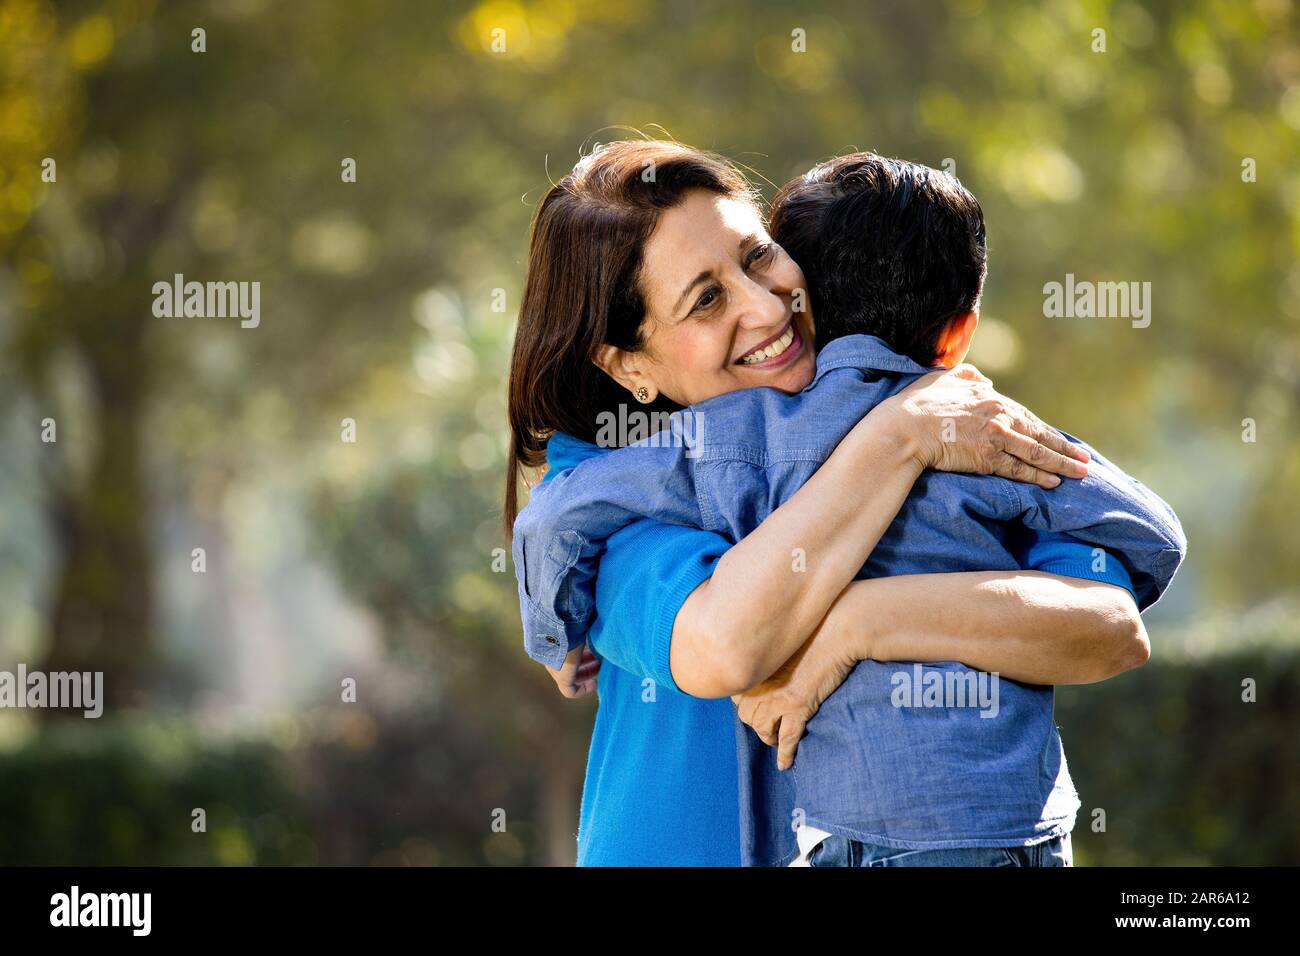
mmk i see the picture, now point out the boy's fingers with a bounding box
[545,646,595,699]
[565,675,598,698]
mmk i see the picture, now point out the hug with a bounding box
[505,140,1186,867]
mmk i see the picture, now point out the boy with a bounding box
[513,153,1186,865]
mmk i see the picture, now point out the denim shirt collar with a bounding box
[544,337,933,472]
[809,334,936,387]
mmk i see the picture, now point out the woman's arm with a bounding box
[670,364,1090,697]
[734,570,1149,768]
[837,571,1147,684]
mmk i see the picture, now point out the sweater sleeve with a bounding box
[586,517,729,697]
[1016,529,1138,604]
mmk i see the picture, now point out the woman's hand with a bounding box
[732,626,857,771]
[887,364,1090,489]
[545,643,601,699]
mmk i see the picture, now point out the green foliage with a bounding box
[2,643,1292,867]
[0,708,565,865]
[1060,647,1300,866]
[0,720,311,865]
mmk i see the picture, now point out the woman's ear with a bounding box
[594,344,657,402]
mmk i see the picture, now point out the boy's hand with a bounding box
[545,644,601,699]
[732,632,855,771]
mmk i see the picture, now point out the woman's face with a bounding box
[610,189,816,407]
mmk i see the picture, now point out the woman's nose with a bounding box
[735,277,788,330]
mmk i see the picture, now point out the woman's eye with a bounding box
[746,243,774,268]
[693,286,720,312]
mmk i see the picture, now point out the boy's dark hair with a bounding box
[769,152,988,366]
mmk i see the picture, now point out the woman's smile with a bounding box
[736,319,804,368]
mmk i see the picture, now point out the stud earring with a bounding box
[635,386,650,403]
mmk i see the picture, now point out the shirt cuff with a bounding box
[521,597,581,669]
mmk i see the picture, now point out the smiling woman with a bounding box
[504,139,1143,867]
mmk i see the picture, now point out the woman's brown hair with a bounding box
[504,140,755,537]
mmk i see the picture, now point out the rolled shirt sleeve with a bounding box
[511,437,708,670]
[513,521,588,669]
[1009,432,1186,610]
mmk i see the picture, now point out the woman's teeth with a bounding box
[740,325,795,365]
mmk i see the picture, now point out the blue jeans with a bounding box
[808,832,1073,867]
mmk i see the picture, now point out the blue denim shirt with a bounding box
[513,334,1187,864]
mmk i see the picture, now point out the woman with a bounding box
[504,140,1146,866]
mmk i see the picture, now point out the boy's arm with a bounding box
[1007,431,1187,610]
[512,439,701,669]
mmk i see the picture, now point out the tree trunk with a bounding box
[39,330,154,715]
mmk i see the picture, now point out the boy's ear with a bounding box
[594,344,658,402]
[934,309,979,368]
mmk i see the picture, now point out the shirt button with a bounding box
[543,635,559,645]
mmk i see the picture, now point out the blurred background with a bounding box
[0,0,1296,866]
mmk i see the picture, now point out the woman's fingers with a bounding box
[935,365,1091,482]
[734,696,757,734]
[751,708,779,746]
[996,423,1088,481]
[992,452,1061,490]
[1003,407,1090,470]
[738,693,808,755]
[736,696,779,746]
[775,714,807,771]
